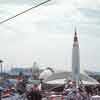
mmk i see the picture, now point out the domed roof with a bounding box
[44,71,99,85]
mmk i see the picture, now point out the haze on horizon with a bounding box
[0,0,100,71]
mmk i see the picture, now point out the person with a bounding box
[16,80,26,95]
[27,84,42,100]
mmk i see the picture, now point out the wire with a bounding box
[0,0,51,25]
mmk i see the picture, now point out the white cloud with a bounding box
[77,0,100,8]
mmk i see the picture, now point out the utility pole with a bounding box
[0,60,3,75]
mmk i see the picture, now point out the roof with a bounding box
[44,71,99,85]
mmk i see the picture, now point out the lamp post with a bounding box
[0,60,3,75]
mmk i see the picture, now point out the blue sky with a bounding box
[0,0,100,71]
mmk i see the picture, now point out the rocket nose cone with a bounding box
[74,29,78,42]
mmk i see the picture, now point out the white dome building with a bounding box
[44,71,99,85]
[39,65,99,85]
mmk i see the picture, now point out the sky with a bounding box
[0,0,100,71]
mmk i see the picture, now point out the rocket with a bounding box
[72,28,80,85]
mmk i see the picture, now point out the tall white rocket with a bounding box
[72,29,80,84]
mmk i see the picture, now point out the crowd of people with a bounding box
[16,79,42,100]
[63,80,89,100]
[16,79,100,100]
[62,80,100,100]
